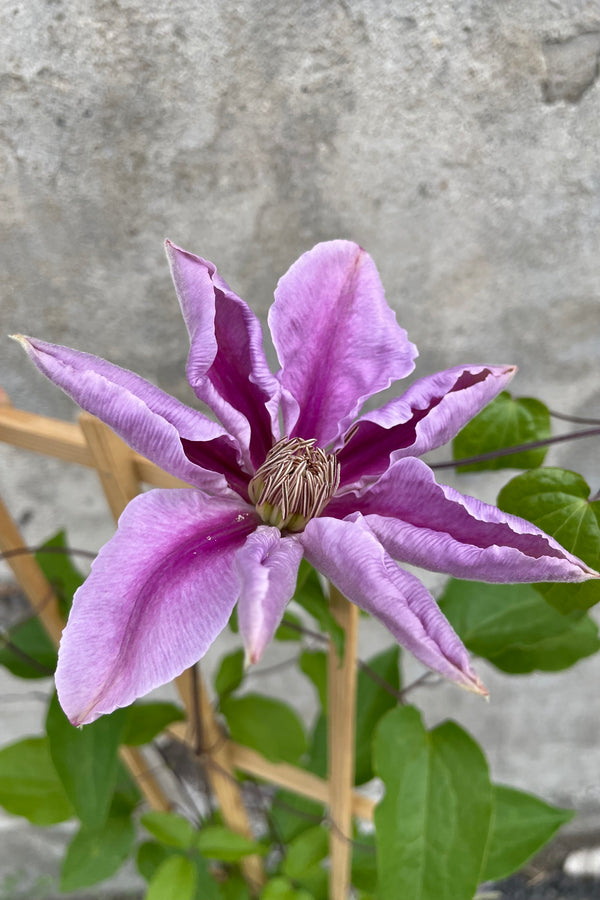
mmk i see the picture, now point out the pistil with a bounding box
[249,437,340,532]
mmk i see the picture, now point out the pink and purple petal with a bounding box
[300,515,486,695]
[269,240,417,448]
[13,335,236,494]
[166,242,279,468]
[337,364,516,490]
[236,527,304,664]
[56,489,259,725]
[346,457,598,583]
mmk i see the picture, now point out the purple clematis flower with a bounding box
[14,240,597,725]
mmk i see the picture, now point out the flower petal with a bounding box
[347,457,598,583]
[14,335,235,493]
[269,240,417,447]
[337,365,516,490]
[166,241,280,468]
[300,515,485,694]
[236,526,304,664]
[56,490,258,725]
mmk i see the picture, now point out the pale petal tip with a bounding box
[8,333,30,349]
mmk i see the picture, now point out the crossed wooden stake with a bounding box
[0,399,376,899]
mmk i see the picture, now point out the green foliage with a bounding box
[439,579,600,673]
[281,826,329,898]
[45,692,126,829]
[269,789,324,843]
[196,825,267,860]
[292,560,345,657]
[373,706,493,900]
[0,736,73,825]
[215,649,245,698]
[498,468,600,613]
[145,855,198,900]
[275,611,303,641]
[218,875,251,899]
[483,786,574,882]
[261,877,315,900]
[141,811,196,849]
[0,615,57,679]
[35,529,84,613]
[60,811,134,891]
[303,646,401,784]
[221,694,307,764]
[137,841,176,882]
[121,701,185,745]
[453,392,551,471]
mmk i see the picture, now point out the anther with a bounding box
[249,437,341,532]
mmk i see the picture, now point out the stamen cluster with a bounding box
[248,437,340,532]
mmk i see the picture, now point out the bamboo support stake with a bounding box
[78,415,264,889]
[327,585,359,900]
[168,721,376,821]
[0,494,64,644]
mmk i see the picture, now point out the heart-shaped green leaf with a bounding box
[497,468,600,613]
[453,392,550,471]
[374,706,493,900]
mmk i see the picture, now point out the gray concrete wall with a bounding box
[1,0,600,892]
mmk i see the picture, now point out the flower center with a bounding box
[248,437,341,533]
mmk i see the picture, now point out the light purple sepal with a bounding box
[14,335,236,494]
[337,364,516,489]
[166,242,279,468]
[56,490,258,725]
[269,240,417,448]
[300,515,486,695]
[350,457,598,583]
[236,527,304,664]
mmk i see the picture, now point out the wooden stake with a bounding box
[327,585,359,900]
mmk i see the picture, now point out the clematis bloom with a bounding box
[14,240,597,725]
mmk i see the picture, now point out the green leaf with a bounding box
[305,714,327,779]
[146,855,197,900]
[351,831,377,892]
[261,878,315,900]
[275,612,303,641]
[438,579,600,673]
[0,615,57,679]
[121,701,185,746]
[453,392,551,471]
[299,650,328,711]
[45,693,126,829]
[293,561,344,658]
[483,785,574,881]
[269,789,325,843]
[303,647,401,784]
[0,736,73,824]
[196,825,267,861]
[282,826,328,898]
[497,468,600,613]
[60,813,134,891]
[141,811,196,849]
[35,529,84,613]
[218,875,251,900]
[221,694,307,764]
[137,841,176,882]
[355,647,400,784]
[374,706,493,900]
[215,649,245,698]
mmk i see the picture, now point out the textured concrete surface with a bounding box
[1,0,600,894]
